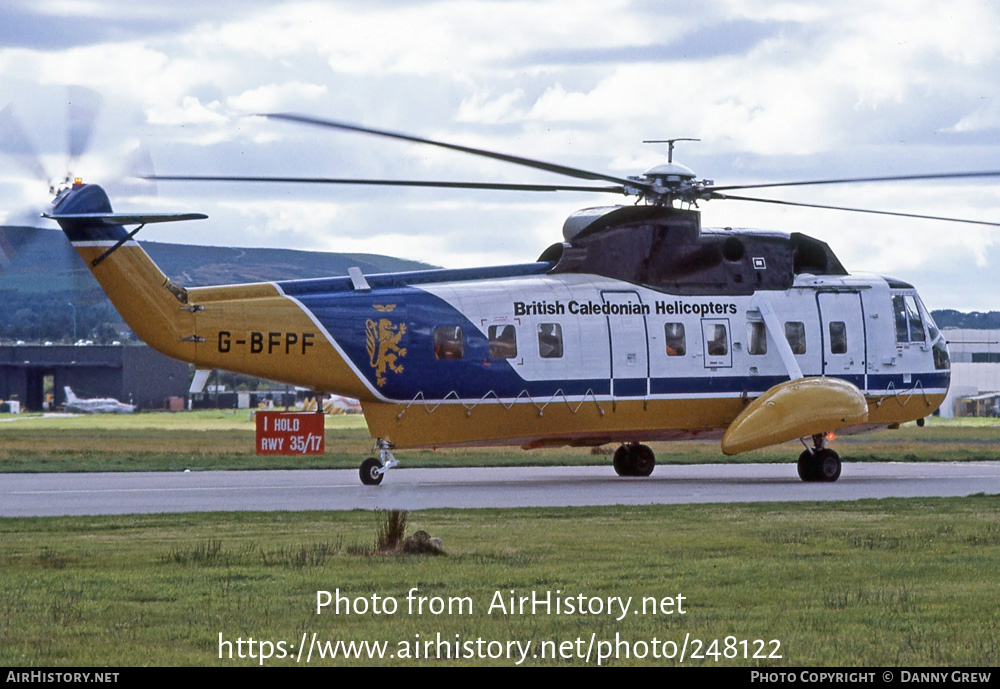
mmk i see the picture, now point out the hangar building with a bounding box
[940,328,1000,418]
[0,344,189,411]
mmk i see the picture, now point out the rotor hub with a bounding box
[641,161,697,182]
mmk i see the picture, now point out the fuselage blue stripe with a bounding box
[283,269,951,402]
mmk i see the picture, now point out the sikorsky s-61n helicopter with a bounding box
[38,113,1000,485]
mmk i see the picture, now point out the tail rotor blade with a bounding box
[0,104,50,182]
[4,206,44,229]
[66,85,102,167]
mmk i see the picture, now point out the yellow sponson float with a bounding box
[721,377,868,455]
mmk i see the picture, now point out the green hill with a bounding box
[930,309,1000,329]
[0,226,433,342]
[0,226,431,292]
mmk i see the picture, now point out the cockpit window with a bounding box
[892,294,925,343]
[892,295,908,342]
[905,297,925,342]
[916,297,950,370]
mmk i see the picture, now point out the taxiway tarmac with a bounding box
[3,462,999,516]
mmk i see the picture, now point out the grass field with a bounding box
[0,411,998,473]
[1,412,998,666]
[1,498,998,666]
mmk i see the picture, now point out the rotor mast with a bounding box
[631,137,712,208]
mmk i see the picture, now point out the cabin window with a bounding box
[892,295,925,343]
[704,322,728,356]
[747,322,767,355]
[785,322,806,355]
[829,321,847,354]
[537,323,564,359]
[664,323,686,356]
[433,326,465,359]
[488,324,518,359]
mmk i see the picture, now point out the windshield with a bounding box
[916,296,950,371]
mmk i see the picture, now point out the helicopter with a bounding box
[34,113,1000,485]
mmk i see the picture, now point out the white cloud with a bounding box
[4,0,1000,308]
[146,96,227,127]
[456,89,527,124]
[228,83,330,114]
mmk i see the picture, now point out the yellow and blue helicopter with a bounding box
[35,113,1000,485]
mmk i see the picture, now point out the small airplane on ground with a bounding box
[324,395,363,415]
[13,110,1000,485]
[63,386,135,414]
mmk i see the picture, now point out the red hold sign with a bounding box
[255,411,325,455]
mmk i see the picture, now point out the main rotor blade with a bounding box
[709,170,1000,193]
[115,144,158,198]
[145,174,626,194]
[715,192,1000,227]
[263,113,649,191]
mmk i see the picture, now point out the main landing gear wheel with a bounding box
[360,457,383,486]
[358,439,399,485]
[613,446,631,476]
[816,448,842,482]
[797,448,841,483]
[797,450,818,482]
[613,443,656,477]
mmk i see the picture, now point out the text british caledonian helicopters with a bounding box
[39,114,1000,485]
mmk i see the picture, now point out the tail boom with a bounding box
[52,183,375,400]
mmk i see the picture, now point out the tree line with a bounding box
[0,290,130,343]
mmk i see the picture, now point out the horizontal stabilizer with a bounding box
[43,212,207,225]
[721,377,868,455]
[189,369,212,394]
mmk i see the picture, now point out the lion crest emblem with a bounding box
[366,318,407,386]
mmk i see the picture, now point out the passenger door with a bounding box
[817,291,866,390]
[601,290,649,397]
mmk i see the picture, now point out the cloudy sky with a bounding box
[2,0,1000,310]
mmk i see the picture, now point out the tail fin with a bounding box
[63,386,78,403]
[45,181,207,361]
